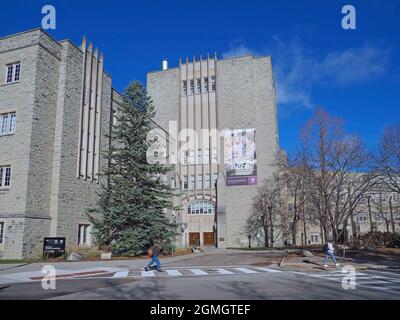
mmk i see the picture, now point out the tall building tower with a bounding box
[0,29,120,259]
[147,54,281,248]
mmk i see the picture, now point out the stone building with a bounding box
[147,55,281,249]
[0,28,122,259]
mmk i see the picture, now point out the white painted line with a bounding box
[141,270,155,277]
[112,271,129,278]
[190,269,208,276]
[234,267,259,274]
[165,269,183,276]
[214,268,234,275]
[255,267,282,273]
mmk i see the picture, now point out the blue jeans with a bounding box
[324,252,337,265]
[147,256,161,269]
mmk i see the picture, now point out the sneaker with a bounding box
[335,263,340,267]
[324,264,328,267]
[157,268,163,272]
[144,267,149,272]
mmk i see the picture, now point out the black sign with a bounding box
[43,237,66,259]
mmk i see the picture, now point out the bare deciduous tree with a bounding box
[247,175,282,248]
[297,108,376,244]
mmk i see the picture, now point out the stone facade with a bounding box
[0,29,115,259]
[147,55,281,249]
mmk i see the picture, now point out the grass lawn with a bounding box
[0,259,29,264]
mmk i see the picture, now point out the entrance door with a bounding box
[189,232,200,246]
[203,232,214,246]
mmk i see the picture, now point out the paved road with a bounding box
[1,265,399,300]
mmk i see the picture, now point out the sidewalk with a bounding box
[0,251,206,275]
[280,250,400,272]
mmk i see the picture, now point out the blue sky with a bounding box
[0,0,399,152]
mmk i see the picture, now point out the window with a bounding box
[5,62,21,84]
[203,77,209,92]
[190,175,195,190]
[0,112,16,135]
[310,234,319,244]
[0,166,11,188]
[187,201,214,214]
[288,203,294,212]
[78,224,91,246]
[210,76,216,92]
[0,222,4,244]
[196,78,201,94]
[183,175,188,190]
[205,174,211,189]
[212,147,218,163]
[182,81,187,95]
[197,149,202,164]
[356,213,368,223]
[197,174,203,190]
[189,80,194,95]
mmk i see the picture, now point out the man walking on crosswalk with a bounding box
[323,240,340,268]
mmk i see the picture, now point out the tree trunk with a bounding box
[368,196,373,233]
[292,219,298,246]
[270,222,274,248]
[264,225,269,248]
[302,212,307,246]
[350,210,357,238]
[389,197,395,233]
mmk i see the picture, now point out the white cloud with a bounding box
[222,39,260,58]
[222,38,390,113]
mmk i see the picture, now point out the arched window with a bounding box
[187,201,214,215]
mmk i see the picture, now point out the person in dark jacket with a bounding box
[144,242,162,272]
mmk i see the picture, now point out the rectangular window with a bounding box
[310,234,319,244]
[288,203,294,212]
[78,224,91,246]
[205,174,211,189]
[357,213,368,222]
[203,77,209,92]
[196,78,201,94]
[183,175,188,190]
[190,175,195,190]
[5,62,21,84]
[189,80,194,95]
[0,166,11,188]
[212,147,217,163]
[211,76,216,92]
[0,112,16,135]
[197,149,202,164]
[197,175,203,190]
[14,63,21,81]
[182,81,187,96]
[0,222,4,244]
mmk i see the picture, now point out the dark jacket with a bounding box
[152,246,160,257]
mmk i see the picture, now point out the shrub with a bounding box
[352,232,400,248]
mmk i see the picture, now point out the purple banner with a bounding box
[227,176,257,186]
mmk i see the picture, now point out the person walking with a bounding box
[323,240,340,267]
[145,242,163,272]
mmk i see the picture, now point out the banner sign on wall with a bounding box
[224,128,257,186]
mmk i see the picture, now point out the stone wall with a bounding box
[215,56,281,248]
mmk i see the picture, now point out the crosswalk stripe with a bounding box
[214,268,234,275]
[190,269,208,276]
[234,267,259,274]
[165,270,183,276]
[255,267,282,273]
[112,271,129,278]
[141,270,155,277]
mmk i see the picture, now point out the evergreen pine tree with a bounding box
[87,81,178,256]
